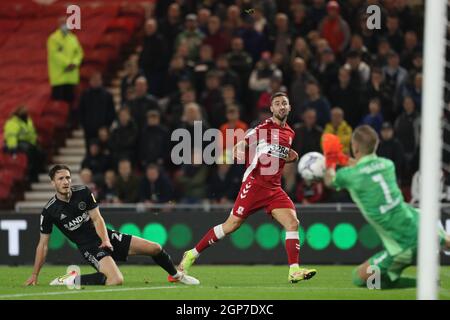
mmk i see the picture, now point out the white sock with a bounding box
[290,263,299,268]
[191,248,200,258]
[173,271,182,279]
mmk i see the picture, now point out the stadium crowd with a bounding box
[59,1,434,204]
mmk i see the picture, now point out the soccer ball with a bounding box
[297,152,326,181]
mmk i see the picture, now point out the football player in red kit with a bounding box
[171,92,317,283]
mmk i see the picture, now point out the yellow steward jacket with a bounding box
[3,115,37,150]
[323,121,353,154]
[47,29,83,86]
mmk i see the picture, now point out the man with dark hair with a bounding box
[79,72,116,149]
[323,127,450,288]
[25,165,199,286]
[177,92,317,284]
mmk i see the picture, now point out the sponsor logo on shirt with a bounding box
[63,211,90,231]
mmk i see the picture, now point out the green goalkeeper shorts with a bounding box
[368,247,417,283]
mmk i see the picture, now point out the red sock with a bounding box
[195,224,225,254]
[285,231,300,266]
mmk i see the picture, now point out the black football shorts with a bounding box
[78,229,132,271]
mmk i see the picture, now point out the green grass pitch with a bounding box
[0,265,449,300]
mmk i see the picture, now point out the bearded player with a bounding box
[172,92,317,283]
[322,126,450,288]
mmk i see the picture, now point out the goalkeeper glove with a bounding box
[321,133,349,169]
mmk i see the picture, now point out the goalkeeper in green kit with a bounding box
[322,125,450,288]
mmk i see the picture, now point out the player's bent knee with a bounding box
[286,219,299,231]
[106,273,124,286]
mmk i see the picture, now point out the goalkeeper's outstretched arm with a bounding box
[324,168,336,188]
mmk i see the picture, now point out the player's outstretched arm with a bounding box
[89,207,113,251]
[24,233,50,286]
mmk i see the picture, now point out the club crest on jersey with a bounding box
[78,201,86,211]
[60,213,67,220]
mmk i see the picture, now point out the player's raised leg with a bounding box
[128,236,199,285]
[271,208,317,283]
[179,214,245,273]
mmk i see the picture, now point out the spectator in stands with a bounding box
[348,34,370,63]
[383,50,408,113]
[97,126,112,157]
[328,66,363,129]
[292,108,323,158]
[120,56,142,106]
[223,5,243,37]
[394,96,420,182]
[193,44,215,94]
[401,31,421,70]
[175,149,209,204]
[323,107,352,155]
[318,1,350,54]
[290,37,312,66]
[402,72,422,113]
[377,122,405,181]
[366,68,395,123]
[139,164,174,203]
[208,153,244,204]
[302,81,331,128]
[385,14,404,54]
[116,158,140,203]
[249,51,282,94]
[216,55,241,94]
[257,74,286,111]
[268,13,291,65]
[81,139,111,181]
[175,14,205,61]
[219,105,248,152]
[203,15,230,59]
[178,102,209,140]
[3,106,43,182]
[291,4,313,39]
[360,98,384,133]
[226,37,253,88]
[288,57,316,122]
[222,84,242,112]
[197,8,211,34]
[98,169,119,204]
[47,17,83,105]
[110,107,138,166]
[139,18,168,97]
[313,47,339,98]
[138,110,169,169]
[295,180,325,204]
[128,76,161,131]
[79,72,116,149]
[164,55,192,95]
[200,71,225,128]
[158,3,183,56]
[310,0,327,29]
[344,49,371,85]
[373,38,391,68]
[79,168,99,198]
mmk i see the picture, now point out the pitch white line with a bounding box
[0,286,187,299]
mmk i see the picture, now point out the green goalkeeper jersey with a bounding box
[333,154,418,256]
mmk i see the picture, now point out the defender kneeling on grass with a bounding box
[24,164,199,286]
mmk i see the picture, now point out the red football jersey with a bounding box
[243,118,295,189]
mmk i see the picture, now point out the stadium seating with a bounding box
[0,0,145,207]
